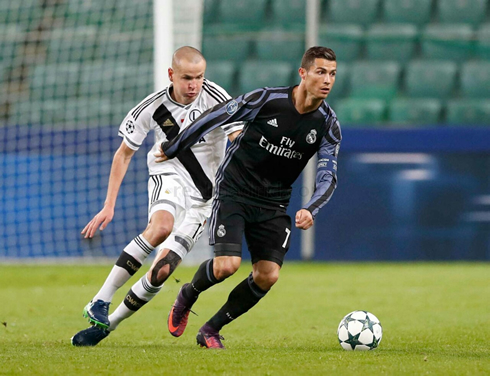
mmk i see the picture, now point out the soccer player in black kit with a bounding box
[155,46,341,348]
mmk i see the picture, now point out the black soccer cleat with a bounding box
[71,325,110,346]
[168,283,195,337]
[83,300,110,329]
[196,323,225,349]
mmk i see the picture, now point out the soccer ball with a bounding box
[337,310,382,351]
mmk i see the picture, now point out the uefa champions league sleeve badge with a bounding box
[225,100,238,115]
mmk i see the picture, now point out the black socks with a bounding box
[208,273,268,331]
[182,259,222,303]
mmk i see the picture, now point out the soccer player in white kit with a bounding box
[71,46,242,346]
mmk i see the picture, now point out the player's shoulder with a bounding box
[201,78,232,104]
[320,101,342,141]
[262,85,290,99]
[320,101,339,124]
[128,88,167,121]
[241,86,291,108]
[319,100,335,117]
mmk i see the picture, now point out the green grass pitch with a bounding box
[1,262,489,375]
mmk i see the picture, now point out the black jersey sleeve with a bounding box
[162,88,267,158]
[303,117,341,219]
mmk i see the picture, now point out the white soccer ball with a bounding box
[337,310,383,351]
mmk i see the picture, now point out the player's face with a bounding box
[168,59,206,105]
[300,58,337,100]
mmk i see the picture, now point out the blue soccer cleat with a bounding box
[71,325,110,346]
[83,300,110,329]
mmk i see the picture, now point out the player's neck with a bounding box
[169,86,195,106]
[292,85,322,114]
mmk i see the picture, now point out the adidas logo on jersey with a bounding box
[163,119,174,126]
[267,118,278,127]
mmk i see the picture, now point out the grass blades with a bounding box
[1,263,489,375]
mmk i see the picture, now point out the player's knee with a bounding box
[213,257,240,280]
[253,269,280,290]
[146,223,172,245]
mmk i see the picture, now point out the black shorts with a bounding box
[209,199,292,266]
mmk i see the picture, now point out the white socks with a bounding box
[108,274,162,331]
[93,234,154,302]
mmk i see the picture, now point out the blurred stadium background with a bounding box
[0,0,489,261]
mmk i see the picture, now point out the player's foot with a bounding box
[196,323,225,349]
[83,300,110,329]
[168,283,196,337]
[71,325,110,346]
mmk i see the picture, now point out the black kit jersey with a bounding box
[162,86,342,218]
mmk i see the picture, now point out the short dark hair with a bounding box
[301,46,336,70]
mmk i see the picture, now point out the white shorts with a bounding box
[148,174,187,227]
[158,203,211,259]
[148,173,212,259]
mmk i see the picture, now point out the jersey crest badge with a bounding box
[190,109,201,121]
[125,120,135,134]
[217,224,226,237]
[225,100,238,115]
[306,129,317,144]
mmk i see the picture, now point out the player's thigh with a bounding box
[210,200,246,258]
[245,211,292,267]
[147,174,186,228]
[157,204,210,260]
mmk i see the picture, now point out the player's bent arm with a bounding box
[81,141,136,238]
[303,135,341,219]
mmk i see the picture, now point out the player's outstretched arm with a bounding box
[295,209,314,230]
[155,127,242,164]
[162,91,264,160]
[81,141,136,238]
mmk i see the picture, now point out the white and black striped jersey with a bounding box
[162,86,341,218]
[118,79,243,202]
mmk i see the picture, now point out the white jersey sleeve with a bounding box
[202,79,244,136]
[118,90,165,150]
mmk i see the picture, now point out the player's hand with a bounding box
[295,209,313,230]
[81,205,115,238]
[154,145,168,163]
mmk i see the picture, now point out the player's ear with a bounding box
[298,67,306,80]
[168,68,174,82]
